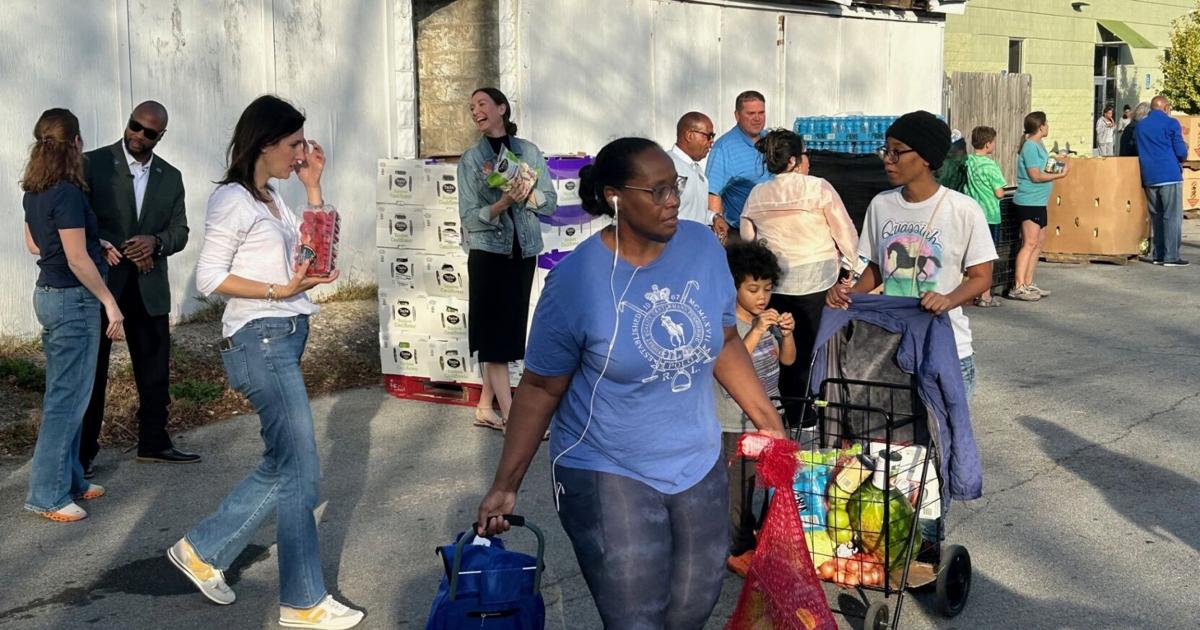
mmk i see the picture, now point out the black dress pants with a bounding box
[80,273,172,464]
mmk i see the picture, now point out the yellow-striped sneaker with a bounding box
[167,538,235,605]
[279,595,364,629]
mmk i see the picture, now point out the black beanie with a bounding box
[886,111,952,170]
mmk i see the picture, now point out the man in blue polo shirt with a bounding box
[1135,95,1191,267]
[707,90,771,241]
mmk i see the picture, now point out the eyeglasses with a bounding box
[623,176,687,205]
[688,129,716,141]
[128,119,163,141]
[876,146,917,163]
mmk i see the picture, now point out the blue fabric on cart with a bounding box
[810,294,983,502]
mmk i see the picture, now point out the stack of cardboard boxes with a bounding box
[375,154,603,393]
[1177,115,1200,213]
[375,158,480,384]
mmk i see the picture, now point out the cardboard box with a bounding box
[554,175,582,207]
[1174,115,1200,161]
[1184,165,1200,211]
[377,248,425,292]
[420,253,469,299]
[423,210,464,252]
[428,337,480,384]
[379,290,432,335]
[376,159,428,205]
[375,204,427,249]
[425,161,460,209]
[379,332,432,377]
[427,296,469,339]
[1044,156,1150,257]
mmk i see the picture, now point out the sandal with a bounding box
[473,407,505,431]
[974,297,1002,308]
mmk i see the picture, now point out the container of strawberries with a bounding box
[296,204,340,277]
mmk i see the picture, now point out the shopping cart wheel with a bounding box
[865,600,889,630]
[934,544,972,617]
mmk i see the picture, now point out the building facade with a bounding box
[944,0,1195,152]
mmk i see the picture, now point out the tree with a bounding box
[1161,4,1200,114]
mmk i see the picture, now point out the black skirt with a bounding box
[467,249,536,363]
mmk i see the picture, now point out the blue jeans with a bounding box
[185,316,325,608]
[918,354,976,544]
[25,286,101,512]
[555,460,728,630]
[1145,183,1183,262]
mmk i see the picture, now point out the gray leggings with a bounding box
[555,460,729,630]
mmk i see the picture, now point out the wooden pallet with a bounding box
[384,374,482,407]
[1185,208,1200,220]
[1041,252,1137,265]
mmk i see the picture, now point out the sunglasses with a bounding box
[689,129,716,141]
[128,119,163,141]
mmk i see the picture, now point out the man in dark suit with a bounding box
[80,100,199,476]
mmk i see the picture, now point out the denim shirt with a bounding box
[457,135,557,259]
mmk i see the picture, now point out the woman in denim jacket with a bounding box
[176,95,362,629]
[21,108,124,522]
[458,87,557,431]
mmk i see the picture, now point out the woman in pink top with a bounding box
[740,129,860,421]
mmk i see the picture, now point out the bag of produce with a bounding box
[483,147,544,210]
[847,452,916,572]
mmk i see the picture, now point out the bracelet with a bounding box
[267,283,276,302]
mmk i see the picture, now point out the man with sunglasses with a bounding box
[80,100,197,477]
[667,112,720,228]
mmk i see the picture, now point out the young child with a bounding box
[964,126,1007,307]
[716,241,797,577]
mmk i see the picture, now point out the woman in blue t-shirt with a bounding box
[1011,111,1070,302]
[475,138,786,628]
[20,108,124,522]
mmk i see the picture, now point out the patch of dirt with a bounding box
[0,299,380,457]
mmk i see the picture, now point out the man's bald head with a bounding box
[1151,95,1171,112]
[132,100,169,128]
[675,112,714,161]
[676,112,711,139]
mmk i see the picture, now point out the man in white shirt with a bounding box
[667,112,719,228]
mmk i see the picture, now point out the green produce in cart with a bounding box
[847,452,916,572]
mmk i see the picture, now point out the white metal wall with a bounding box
[0,0,408,337]
[506,0,944,154]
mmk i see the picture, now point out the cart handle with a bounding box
[448,514,545,601]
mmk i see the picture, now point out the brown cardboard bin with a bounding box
[1174,115,1200,162]
[1044,157,1149,257]
[1184,164,1200,211]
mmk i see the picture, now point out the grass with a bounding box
[179,294,227,324]
[1,297,382,457]
[0,357,45,391]
[316,280,378,304]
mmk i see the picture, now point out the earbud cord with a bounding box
[551,198,639,512]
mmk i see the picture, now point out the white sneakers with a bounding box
[169,538,363,628]
[37,502,88,522]
[279,594,365,629]
[168,538,236,605]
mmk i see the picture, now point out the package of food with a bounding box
[297,204,340,277]
[482,147,544,209]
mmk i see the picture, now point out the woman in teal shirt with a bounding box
[1011,112,1070,302]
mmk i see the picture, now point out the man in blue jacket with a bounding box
[1135,95,1190,267]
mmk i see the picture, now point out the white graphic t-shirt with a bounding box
[526,221,736,494]
[858,187,998,359]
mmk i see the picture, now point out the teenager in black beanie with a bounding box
[827,109,997,549]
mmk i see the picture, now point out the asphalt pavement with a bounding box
[1,225,1198,629]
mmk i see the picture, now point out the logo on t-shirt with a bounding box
[621,281,716,393]
[880,220,944,297]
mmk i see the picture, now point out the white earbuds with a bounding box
[610,196,619,216]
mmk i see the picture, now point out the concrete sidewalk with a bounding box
[2,230,1199,629]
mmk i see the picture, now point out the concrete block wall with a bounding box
[945,0,1194,152]
[415,0,500,157]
